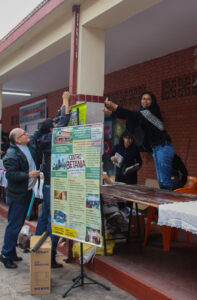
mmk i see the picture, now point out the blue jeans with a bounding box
[35,185,59,259]
[152,142,174,188]
[2,190,32,259]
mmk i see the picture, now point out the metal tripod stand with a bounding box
[62,243,110,297]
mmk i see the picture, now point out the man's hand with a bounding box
[62,91,70,114]
[103,107,112,117]
[104,100,118,112]
[110,156,117,163]
[29,170,40,178]
[62,91,70,101]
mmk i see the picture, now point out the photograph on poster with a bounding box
[52,154,67,171]
[54,190,67,200]
[85,227,101,245]
[53,128,72,144]
[86,194,100,209]
[54,210,67,225]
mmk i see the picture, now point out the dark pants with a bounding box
[1,190,32,259]
[35,185,59,259]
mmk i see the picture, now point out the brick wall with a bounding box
[2,45,197,184]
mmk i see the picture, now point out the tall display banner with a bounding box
[51,123,103,247]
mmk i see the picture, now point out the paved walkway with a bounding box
[0,216,136,300]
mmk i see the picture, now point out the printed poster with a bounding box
[68,102,87,126]
[51,124,103,247]
[19,99,47,133]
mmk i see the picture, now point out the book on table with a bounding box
[123,163,140,175]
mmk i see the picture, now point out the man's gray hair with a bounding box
[9,128,20,144]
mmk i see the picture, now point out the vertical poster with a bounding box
[51,124,103,247]
[68,102,87,126]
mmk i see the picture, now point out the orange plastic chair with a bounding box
[144,187,197,251]
[174,187,197,194]
[183,176,197,189]
[143,207,158,246]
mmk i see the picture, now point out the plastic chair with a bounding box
[144,187,197,251]
[183,176,197,189]
[143,207,158,246]
[174,187,197,194]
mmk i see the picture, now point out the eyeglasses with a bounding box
[17,131,28,138]
[142,97,152,101]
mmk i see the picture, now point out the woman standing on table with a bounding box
[105,91,174,190]
[109,130,142,185]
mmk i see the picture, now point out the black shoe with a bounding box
[13,255,23,262]
[51,258,63,268]
[0,254,17,269]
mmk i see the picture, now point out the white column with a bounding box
[77,26,105,96]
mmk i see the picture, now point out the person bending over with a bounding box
[105,91,174,190]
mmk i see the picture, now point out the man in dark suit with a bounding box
[0,128,40,268]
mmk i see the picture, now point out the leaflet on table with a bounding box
[50,124,103,247]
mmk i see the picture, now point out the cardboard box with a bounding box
[30,236,51,295]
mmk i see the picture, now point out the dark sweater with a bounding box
[115,106,171,151]
[109,143,142,184]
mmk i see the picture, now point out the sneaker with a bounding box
[0,254,17,269]
[51,258,63,268]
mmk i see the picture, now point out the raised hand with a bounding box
[104,100,118,112]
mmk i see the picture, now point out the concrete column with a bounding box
[77,26,105,97]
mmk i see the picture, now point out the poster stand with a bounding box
[62,242,110,298]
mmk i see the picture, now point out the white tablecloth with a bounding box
[158,201,197,234]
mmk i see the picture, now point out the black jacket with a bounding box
[109,143,142,184]
[115,106,171,151]
[38,111,71,185]
[3,133,40,204]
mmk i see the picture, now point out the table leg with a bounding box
[100,195,107,256]
[135,203,142,245]
[144,207,157,245]
[162,225,171,251]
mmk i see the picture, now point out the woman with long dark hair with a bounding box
[105,91,174,190]
[109,130,142,185]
